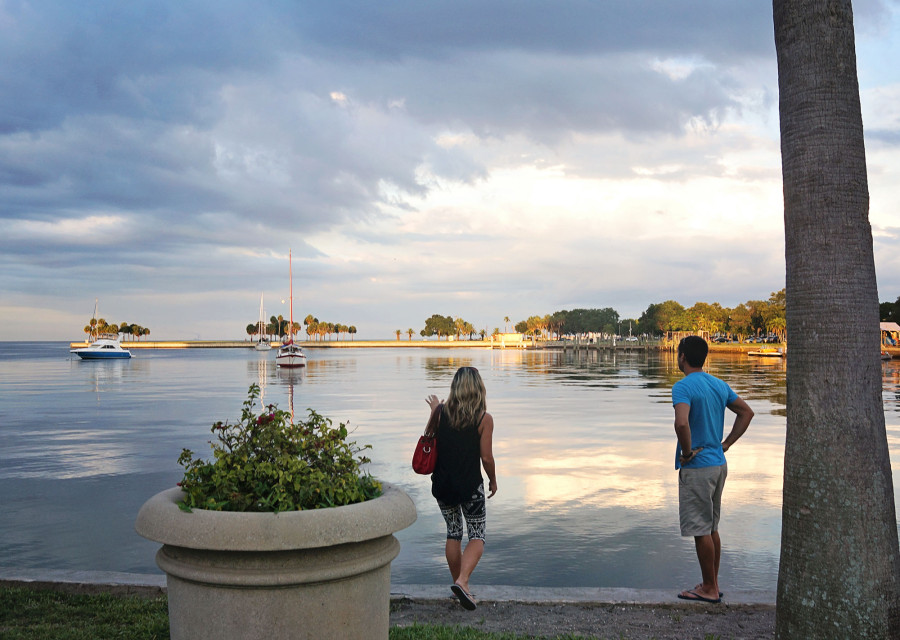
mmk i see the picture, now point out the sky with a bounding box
[2,1,899,341]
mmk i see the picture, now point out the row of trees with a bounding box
[419,314,484,340]
[409,287,900,345]
[415,287,900,344]
[880,295,900,324]
[245,314,357,341]
[418,292,789,343]
[514,308,621,339]
[636,290,786,341]
[83,318,150,340]
[503,290,787,342]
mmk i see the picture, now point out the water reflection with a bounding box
[423,356,478,380]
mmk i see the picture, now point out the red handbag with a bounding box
[412,404,442,474]
[412,434,437,474]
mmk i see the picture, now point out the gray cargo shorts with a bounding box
[678,463,727,537]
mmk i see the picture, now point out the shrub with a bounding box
[177,384,381,512]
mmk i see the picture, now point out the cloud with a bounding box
[0,1,897,340]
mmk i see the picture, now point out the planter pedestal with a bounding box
[135,483,416,640]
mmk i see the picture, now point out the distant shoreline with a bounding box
[61,339,900,357]
[67,339,502,349]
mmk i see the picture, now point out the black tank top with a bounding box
[431,407,484,505]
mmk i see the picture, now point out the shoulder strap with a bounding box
[424,403,442,437]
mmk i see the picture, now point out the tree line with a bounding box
[880,295,900,324]
[636,290,786,341]
[497,290,787,342]
[418,314,487,340]
[246,314,357,341]
[84,318,150,340]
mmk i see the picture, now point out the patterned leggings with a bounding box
[437,483,486,542]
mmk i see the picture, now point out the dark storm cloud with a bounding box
[0,1,286,134]
[292,1,773,61]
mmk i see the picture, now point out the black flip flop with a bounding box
[450,584,477,610]
[677,589,721,604]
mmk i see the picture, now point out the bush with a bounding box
[177,384,381,512]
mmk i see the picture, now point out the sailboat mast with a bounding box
[289,249,293,340]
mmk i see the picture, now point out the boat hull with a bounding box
[276,355,307,368]
[70,337,132,359]
[276,342,307,367]
[72,350,132,359]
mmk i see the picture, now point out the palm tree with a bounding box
[246,324,257,339]
[773,1,900,636]
[348,326,357,341]
[395,329,401,341]
[407,328,414,341]
[504,316,510,333]
[454,317,466,340]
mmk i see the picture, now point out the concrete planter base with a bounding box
[135,483,416,640]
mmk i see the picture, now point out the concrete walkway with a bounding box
[0,567,776,606]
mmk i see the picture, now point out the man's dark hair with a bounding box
[678,336,708,368]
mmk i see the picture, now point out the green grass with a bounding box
[0,587,600,640]
[0,587,169,639]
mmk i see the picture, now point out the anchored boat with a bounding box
[70,334,132,359]
[275,250,307,368]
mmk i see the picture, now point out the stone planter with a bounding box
[135,482,416,640]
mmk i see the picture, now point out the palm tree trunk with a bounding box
[773,0,900,636]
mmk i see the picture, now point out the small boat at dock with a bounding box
[748,347,784,357]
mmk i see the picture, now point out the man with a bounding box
[672,335,754,603]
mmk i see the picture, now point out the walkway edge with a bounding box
[0,568,776,606]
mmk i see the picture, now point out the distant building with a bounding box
[493,332,526,348]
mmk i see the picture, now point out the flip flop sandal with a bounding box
[450,584,477,610]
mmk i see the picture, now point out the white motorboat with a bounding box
[276,249,307,368]
[71,334,132,360]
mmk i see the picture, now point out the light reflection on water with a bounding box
[1,342,898,591]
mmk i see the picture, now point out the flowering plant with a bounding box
[177,384,381,512]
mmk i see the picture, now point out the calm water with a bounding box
[2,342,899,591]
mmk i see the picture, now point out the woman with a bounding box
[425,366,497,611]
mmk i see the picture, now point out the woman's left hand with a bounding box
[425,394,442,411]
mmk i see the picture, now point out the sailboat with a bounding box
[275,250,307,368]
[254,293,271,351]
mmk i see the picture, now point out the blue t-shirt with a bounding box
[671,371,738,469]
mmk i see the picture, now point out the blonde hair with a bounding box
[446,366,486,430]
